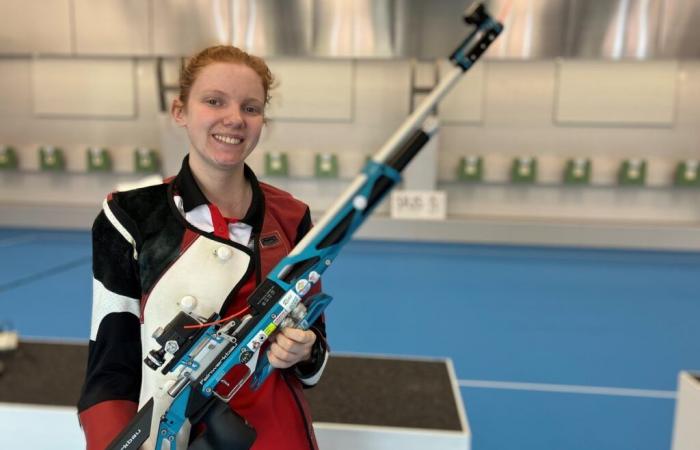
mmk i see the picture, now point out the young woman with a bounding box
[77,46,329,450]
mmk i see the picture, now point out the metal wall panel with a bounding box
[350,0,396,57]
[231,0,312,56]
[74,0,151,56]
[402,0,469,60]
[2,0,692,59]
[565,0,664,59]
[313,0,396,57]
[486,0,569,59]
[153,0,229,56]
[400,0,570,60]
[0,0,72,55]
[311,0,352,57]
[659,0,700,58]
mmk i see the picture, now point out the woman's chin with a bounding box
[205,152,245,169]
[211,158,244,170]
[189,147,249,173]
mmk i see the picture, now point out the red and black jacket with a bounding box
[78,157,328,450]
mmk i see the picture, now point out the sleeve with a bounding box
[291,207,330,387]
[77,199,144,450]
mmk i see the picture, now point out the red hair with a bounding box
[178,45,274,107]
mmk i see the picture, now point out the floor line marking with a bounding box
[0,234,39,248]
[458,379,676,399]
[0,256,91,293]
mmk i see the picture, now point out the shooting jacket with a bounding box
[77,157,328,450]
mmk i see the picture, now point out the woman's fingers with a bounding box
[267,328,316,368]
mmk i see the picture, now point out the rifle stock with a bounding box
[106,398,153,450]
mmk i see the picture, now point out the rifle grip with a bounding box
[249,293,333,390]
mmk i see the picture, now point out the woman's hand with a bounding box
[267,327,317,369]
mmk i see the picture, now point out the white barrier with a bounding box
[671,371,700,450]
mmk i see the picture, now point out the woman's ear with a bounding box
[171,98,186,126]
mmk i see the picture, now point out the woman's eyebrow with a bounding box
[199,90,263,103]
[199,89,228,96]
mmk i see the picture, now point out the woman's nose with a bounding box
[222,108,243,127]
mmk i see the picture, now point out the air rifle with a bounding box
[107,3,502,449]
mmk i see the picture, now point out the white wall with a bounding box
[1,56,699,244]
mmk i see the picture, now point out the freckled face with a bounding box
[173,63,265,172]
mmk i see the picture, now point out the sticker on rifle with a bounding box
[295,279,311,296]
[280,291,300,312]
[309,271,320,284]
[247,330,267,351]
[264,323,277,336]
[273,311,288,325]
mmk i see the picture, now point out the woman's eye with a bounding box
[244,105,262,114]
[206,98,222,106]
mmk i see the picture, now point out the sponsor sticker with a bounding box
[264,323,277,336]
[280,291,300,312]
[247,330,268,351]
[295,279,311,296]
[240,349,253,364]
[308,271,320,283]
[273,311,287,325]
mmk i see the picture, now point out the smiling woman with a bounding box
[171,62,266,218]
[76,46,329,450]
[171,47,273,218]
[174,63,266,161]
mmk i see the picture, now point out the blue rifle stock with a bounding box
[106,3,502,449]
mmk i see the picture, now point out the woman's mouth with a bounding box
[213,134,243,145]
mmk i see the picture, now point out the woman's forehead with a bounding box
[192,62,264,97]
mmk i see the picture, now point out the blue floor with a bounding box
[461,387,674,450]
[0,230,92,339]
[1,228,699,450]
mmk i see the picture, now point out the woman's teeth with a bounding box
[214,134,242,145]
